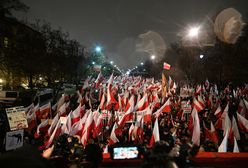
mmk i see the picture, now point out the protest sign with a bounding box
[6,106,28,131]
[5,129,24,151]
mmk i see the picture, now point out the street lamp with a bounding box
[151,55,156,60]
[187,26,200,38]
[92,61,95,65]
[95,46,102,53]
[110,61,114,65]
[200,54,204,59]
[140,62,144,65]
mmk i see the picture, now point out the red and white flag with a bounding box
[153,98,171,118]
[237,112,248,132]
[135,93,149,111]
[39,102,51,119]
[34,119,49,138]
[108,123,119,145]
[44,119,62,148]
[149,117,160,147]
[106,74,117,109]
[192,98,204,112]
[192,107,200,146]
[81,111,94,146]
[232,116,240,140]
[118,95,135,128]
[163,62,171,70]
[218,128,229,152]
[70,104,82,125]
[233,137,239,153]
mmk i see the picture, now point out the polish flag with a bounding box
[233,137,239,153]
[58,102,70,117]
[118,95,135,128]
[108,123,119,145]
[163,62,171,70]
[128,124,135,142]
[99,93,106,110]
[69,110,90,136]
[143,106,152,124]
[135,93,149,111]
[81,111,94,146]
[192,98,204,112]
[197,95,205,108]
[47,113,59,137]
[153,98,171,118]
[214,104,222,119]
[62,111,72,134]
[39,102,51,119]
[93,113,103,138]
[195,85,202,95]
[238,99,246,118]
[237,112,248,132]
[149,118,160,147]
[44,119,62,148]
[106,74,117,109]
[26,104,38,131]
[218,128,229,152]
[192,107,200,146]
[222,104,231,135]
[34,119,49,138]
[188,108,197,133]
[71,104,82,125]
[95,71,104,88]
[152,91,160,108]
[114,94,122,111]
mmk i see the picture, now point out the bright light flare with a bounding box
[95,46,101,52]
[188,26,200,38]
[151,55,156,60]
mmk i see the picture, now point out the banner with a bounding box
[5,129,24,151]
[6,106,28,131]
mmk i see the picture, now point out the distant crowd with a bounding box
[1,74,248,168]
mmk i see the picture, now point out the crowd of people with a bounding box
[2,73,248,168]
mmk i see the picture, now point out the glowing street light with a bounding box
[200,54,204,59]
[110,61,114,65]
[92,61,95,65]
[151,55,156,60]
[187,26,200,38]
[95,46,102,53]
[140,62,144,65]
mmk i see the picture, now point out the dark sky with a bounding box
[16,0,248,70]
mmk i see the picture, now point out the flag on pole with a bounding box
[149,117,160,147]
[163,62,171,70]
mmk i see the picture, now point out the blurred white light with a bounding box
[95,46,101,52]
[39,77,43,80]
[200,54,204,59]
[92,61,95,65]
[140,62,144,65]
[135,66,138,68]
[188,27,200,38]
[0,79,3,83]
[151,55,156,60]
[110,61,114,64]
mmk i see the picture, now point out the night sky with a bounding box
[16,0,248,70]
